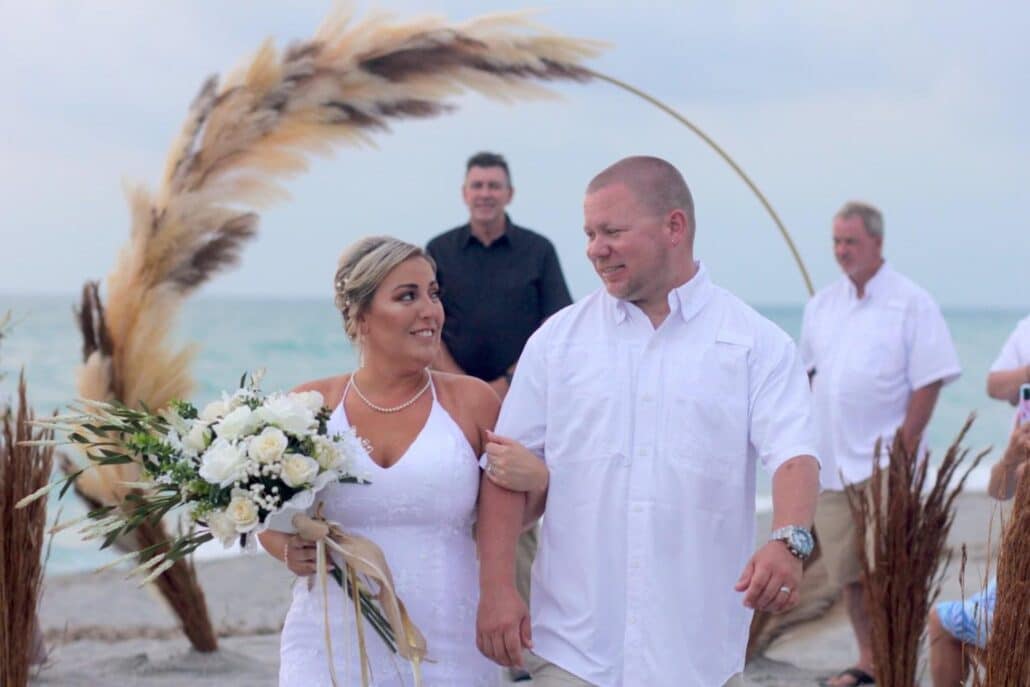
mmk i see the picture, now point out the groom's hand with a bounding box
[476,585,532,668]
[734,541,802,614]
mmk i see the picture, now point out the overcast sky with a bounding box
[1,1,1026,307]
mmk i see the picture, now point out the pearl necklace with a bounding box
[350,370,432,414]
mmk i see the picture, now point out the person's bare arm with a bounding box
[899,380,944,455]
[734,455,819,614]
[482,429,548,526]
[987,365,1030,406]
[476,473,532,668]
[257,529,320,577]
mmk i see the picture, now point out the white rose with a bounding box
[226,494,260,533]
[280,453,320,488]
[248,426,288,464]
[182,423,212,454]
[200,399,230,422]
[293,390,326,414]
[206,508,238,545]
[198,439,247,487]
[255,396,315,436]
[312,436,343,471]
[214,405,258,440]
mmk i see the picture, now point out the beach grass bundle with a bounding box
[846,417,988,686]
[981,447,1030,685]
[60,5,601,653]
[0,375,56,687]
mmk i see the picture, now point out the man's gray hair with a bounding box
[836,201,883,238]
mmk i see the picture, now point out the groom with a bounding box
[477,156,821,686]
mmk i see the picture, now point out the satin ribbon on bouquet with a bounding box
[293,504,427,687]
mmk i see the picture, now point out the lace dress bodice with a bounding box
[278,378,494,686]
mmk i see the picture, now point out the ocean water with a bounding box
[0,293,1023,575]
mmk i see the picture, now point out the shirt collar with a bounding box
[844,260,890,301]
[609,261,712,325]
[462,215,513,248]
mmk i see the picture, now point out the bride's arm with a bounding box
[257,529,320,577]
[481,431,548,527]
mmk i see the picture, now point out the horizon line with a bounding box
[1,288,1025,314]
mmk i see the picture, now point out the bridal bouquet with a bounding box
[20,372,427,684]
[21,372,364,571]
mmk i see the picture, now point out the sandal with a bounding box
[821,667,875,686]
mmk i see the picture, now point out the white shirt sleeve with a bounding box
[495,328,548,461]
[748,329,820,475]
[904,296,962,390]
[990,318,1030,371]
[799,299,817,375]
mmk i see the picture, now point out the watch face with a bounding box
[790,528,814,555]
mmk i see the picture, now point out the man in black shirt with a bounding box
[427,152,572,399]
[427,152,571,681]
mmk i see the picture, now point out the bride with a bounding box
[258,236,548,686]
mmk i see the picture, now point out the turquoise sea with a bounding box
[0,293,1024,575]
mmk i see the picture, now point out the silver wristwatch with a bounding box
[769,525,814,561]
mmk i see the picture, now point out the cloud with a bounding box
[1,0,1026,307]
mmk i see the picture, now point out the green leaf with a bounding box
[59,470,86,499]
[97,454,133,465]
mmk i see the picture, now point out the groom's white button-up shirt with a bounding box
[497,264,817,687]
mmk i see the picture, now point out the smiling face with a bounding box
[584,182,683,314]
[462,165,513,228]
[833,213,883,285]
[357,256,443,368]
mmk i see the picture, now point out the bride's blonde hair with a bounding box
[333,236,435,342]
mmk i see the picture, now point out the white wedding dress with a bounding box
[278,378,496,686]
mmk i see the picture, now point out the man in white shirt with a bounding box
[475,156,821,686]
[800,201,961,687]
[986,315,1030,405]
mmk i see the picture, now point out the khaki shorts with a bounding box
[815,479,875,587]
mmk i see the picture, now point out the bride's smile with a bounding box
[357,256,444,371]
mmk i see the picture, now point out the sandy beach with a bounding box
[29,492,1008,686]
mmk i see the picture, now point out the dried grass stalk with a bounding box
[61,7,602,653]
[0,374,56,687]
[0,309,11,384]
[982,444,1030,685]
[847,416,988,687]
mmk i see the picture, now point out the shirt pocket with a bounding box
[858,303,907,382]
[666,339,750,487]
[546,343,623,467]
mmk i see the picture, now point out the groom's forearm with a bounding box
[770,455,819,530]
[477,478,526,590]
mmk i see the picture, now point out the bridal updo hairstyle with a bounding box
[333,236,436,343]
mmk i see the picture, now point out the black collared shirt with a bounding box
[427,217,572,381]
